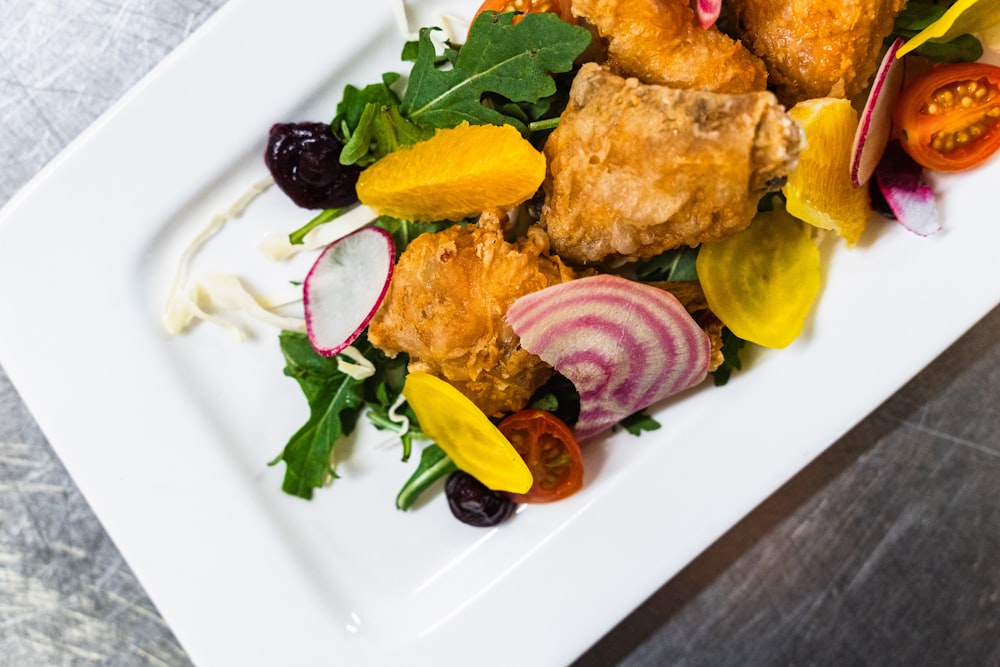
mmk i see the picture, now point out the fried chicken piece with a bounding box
[571,0,768,94]
[727,0,908,105]
[540,64,803,265]
[367,216,579,417]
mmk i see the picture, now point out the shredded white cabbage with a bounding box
[386,392,411,434]
[195,274,306,340]
[162,176,275,335]
[258,204,379,262]
[392,0,414,38]
[390,0,469,43]
[337,345,376,380]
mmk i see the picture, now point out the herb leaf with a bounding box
[617,410,662,436]
[396,445,458,510]
[401,12,591,133]
[712,327,747,386]
[270,331,366,499]
[635,246,700,282]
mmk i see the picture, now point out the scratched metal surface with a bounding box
[1,1,999,666]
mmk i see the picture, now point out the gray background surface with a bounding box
[1,1,998,665]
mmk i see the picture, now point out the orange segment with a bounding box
[355,122,546,222]
[783,97,870,245]
[696,206,822,349]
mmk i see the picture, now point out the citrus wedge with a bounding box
[401,371,533,493]
[783,97,870,245]
[356,122,546,222]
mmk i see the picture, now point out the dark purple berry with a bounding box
[264,122,361,209]
[445,471,517,527]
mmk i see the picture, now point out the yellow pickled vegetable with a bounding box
[696,207,822,349]
[783,97,869,246]
[897,0,1000,58]
[355,122,546,222]
[401,372,533,493]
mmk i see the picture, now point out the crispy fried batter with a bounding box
[540,64,803,265]
[571,0,768,93]
[367,218,579,417]
[727,0,908,105]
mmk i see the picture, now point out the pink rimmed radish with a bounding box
[872,141,941,237]
[851,37,906,187]
[303,226,395,356]
[507,274,711,442]
[696,0,722,29]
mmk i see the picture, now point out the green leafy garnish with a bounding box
[616,410,662,436]
[340,103,432,167]
[270,331,418,499]
[269,331,367,499]
[288,207,348,245]
[528,373,580,427]
[891,0,984,62]
[396,445,458,510]
[712,327,747,387]
[635,246,700,282]
[401,12,591,134]
[373,215,457,258]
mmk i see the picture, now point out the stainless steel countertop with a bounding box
[2,2,998,665]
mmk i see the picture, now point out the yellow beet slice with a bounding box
[783,97,870,245]
[355,122,546,222]
[696,207,822,349]
[401,371,533,493]
[897,0,1000,58]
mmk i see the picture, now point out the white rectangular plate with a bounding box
[1,1,998,665]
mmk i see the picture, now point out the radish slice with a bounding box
[851,37,906,187]
[303,226,395,356]
[873,141,941,237]
[507,274,711,442]
[696,0,722,29]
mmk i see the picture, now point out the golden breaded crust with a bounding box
[728,0,908,105]
[367,220,578,417]
[540,64,802,265]
[572,0,768,93]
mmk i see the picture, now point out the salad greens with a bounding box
[401,13,590,133]
[270,330,416,500]
[891,0,984,62]
[272,13,593,501]
[335,11,589,170]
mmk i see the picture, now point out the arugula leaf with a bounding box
[340,103,432,167]
[332,73,402,140]
[635,246,700,282]
[373,215,457,258]
[891,0,983,62]
[401,12,591,133]
[396,445,458,510]
[356,334,421,460]
[270,331,366,499]
[617,410,662,436]
[528,372,580,427]
[288,207,347,245]
[712,327,747,386]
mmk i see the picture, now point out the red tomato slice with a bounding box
[473,0,576,24]
[497,409,584,503]
[893,62,1000,172]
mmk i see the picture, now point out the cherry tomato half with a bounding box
[893,62,1000,172]
[497,409,584,503]
[473,0,576,24]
